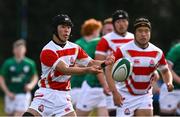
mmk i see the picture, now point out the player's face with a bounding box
[57,24,71,43]
[114,19,128,35]
[135,27,151,47]
[102,23,114,35]
[92,29,101,38]
[13,45,26,59]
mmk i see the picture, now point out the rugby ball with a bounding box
[112,58,132,82]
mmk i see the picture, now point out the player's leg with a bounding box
[116,96,151,117]
[14,111,25,116]
[76,81,97,116]
[135,93,153,116]
[75,109,91,116]
[70,88,81,108]
[160,108,176,116]
[4,95,15,116]
[23,88,53,116]
[14,93,32,116]
[97,107,109,116]
[22,108,41,116]
[96,93,109,116]
[62,111,77,117]
[134,109,153,116]
[106,95,117,116]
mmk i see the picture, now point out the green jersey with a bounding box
[84,37,101,87]
[71,37,101,88]
[71,37,89,88]
[0,57,37,93]
[166,43,180,89]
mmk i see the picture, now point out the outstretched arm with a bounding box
[88,54,115,67]
[105,64,124,106]
[56,60,103,75]
[160,67,174,92]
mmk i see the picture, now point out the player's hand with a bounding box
[104,55,115,66]
[87,65,103,74]
[166,83,174,92]
[112,91,124,107]
[6,91,15,100]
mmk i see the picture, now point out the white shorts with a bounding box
[116,91,153,117]
[29,88,74,116]
[106,84,120,110]
[159,83,180,111]
[76,81,107,111]
[106,95,117,109]
[70,88,82,105]
[5,92,31,114]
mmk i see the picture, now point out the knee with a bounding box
[160,109,176,116]
[22,112,34,117]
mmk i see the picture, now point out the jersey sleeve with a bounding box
[40,49,59,67]
[40,49,67,70]
[114,47,123,62]
[157,52,168,70]
[0,61,9,78]
[76,46,92,66]
[166,45,179,65]
[95,38,109,56]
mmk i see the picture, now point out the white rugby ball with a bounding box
[111,58,132,82]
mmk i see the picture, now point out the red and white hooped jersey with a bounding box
[95,31,134,56]
[114,41,168,95]
[39,40,92,91]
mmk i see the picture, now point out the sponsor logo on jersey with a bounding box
[124,108,130,115]
[10,66,16,72]
[23,65,30,73]
[11,76,23,83]
[38,104,44,112]
[134,59,140,64]
[149,59,155,67]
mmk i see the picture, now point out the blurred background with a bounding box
[0,0,180,115]
[1,0,180,67]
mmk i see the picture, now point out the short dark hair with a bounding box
[134,17,151,31]
[13,39,26,48]
[103,18,112,25]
